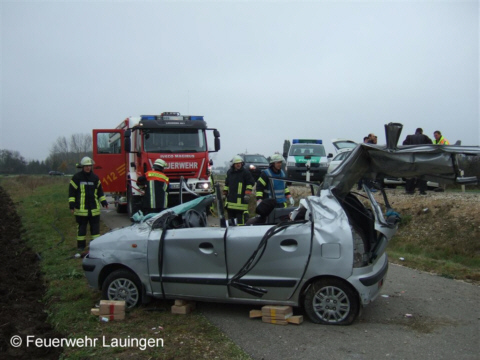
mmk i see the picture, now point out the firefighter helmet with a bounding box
[232,155,244,164]
[269,154,284,163]
[79,156,95,166]
[153,158,167,170]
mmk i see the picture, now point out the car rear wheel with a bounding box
[102,269,142,308]
[304,278,359,325]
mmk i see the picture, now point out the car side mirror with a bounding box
[328,153,333,158]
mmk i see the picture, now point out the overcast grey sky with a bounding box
[1,0,479,166]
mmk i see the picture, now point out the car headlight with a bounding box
[196,182,211,190]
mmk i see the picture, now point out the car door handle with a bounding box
[280,239,298,252]
[199,242,215,255]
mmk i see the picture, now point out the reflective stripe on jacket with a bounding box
[256,168,290,205]
[69,171,106,216]
[434,136,449,145]
[224,167,255,211]
[144,170,169,210]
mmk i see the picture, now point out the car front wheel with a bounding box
[304,278,359,325]
[102,269,142,308]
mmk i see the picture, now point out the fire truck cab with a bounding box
[93,112,220,216]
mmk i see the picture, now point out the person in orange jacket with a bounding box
[433,130,450,145]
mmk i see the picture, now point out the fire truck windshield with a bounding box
[144,129,206,153]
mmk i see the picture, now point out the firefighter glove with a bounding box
[102,201,108,208]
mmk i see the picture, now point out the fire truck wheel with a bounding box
[116,203,127,214]
[127,186,141,218]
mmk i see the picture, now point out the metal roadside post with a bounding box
[305,159,311,184]
[461,170,465,192]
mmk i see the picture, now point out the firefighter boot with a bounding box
[77,240,86,251]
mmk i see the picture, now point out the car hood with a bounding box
[323,124,480,198]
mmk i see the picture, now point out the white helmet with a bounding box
[232,155,244,164]
[269,154,284,164]
[80,156,94,166]
[153,158,167,170]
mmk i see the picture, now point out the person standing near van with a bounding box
[433,130,450,145]
[223,155,255,225]
[139,158,169,215]
[69,156,108,251]
[403,128,433,195]
[256,154,294,208]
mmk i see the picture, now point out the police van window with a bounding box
[289,145,325,157]
[97,132,121,154]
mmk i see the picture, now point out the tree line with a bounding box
[0,134,92,175]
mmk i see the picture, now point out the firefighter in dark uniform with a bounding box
[69,156,108,251]
[223,155,255,225]
[139,158,169,215]
[256,154,294,208]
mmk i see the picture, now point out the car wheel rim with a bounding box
[312,285,350,323]
[107,278,139,308]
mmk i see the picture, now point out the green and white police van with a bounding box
[285,139,333,182]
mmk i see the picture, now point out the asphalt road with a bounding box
[99,206,480,360]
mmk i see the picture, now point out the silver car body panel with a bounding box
[84,186,392,307]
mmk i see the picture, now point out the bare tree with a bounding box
[70,133,92,155]
[51,136,69,155]
[49,133,92,173]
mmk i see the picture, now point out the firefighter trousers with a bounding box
[75,213,100,249]
[227,209,249,226]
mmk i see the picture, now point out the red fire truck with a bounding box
[92,112,220,216]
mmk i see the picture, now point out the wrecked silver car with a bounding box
[82,123,480,325]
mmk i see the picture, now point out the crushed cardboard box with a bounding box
[91,300,126,321]
[250,305,303,325]
[99,300,126,315]
[249,309,263,318]
[262,305,292,318]
[171,300,196,315]
[287,315,304,325]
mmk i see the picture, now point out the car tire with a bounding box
[303,278,359,325]
[102,269,142,309]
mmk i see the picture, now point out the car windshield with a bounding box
[244,155,268,163]
[289,145,326,156]
[144,129,206,153]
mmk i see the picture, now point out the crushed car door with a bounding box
[331,138,357,152]
[147,226,228,299]
[225,222,312,301]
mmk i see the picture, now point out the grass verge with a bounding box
[1,176,250,359]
